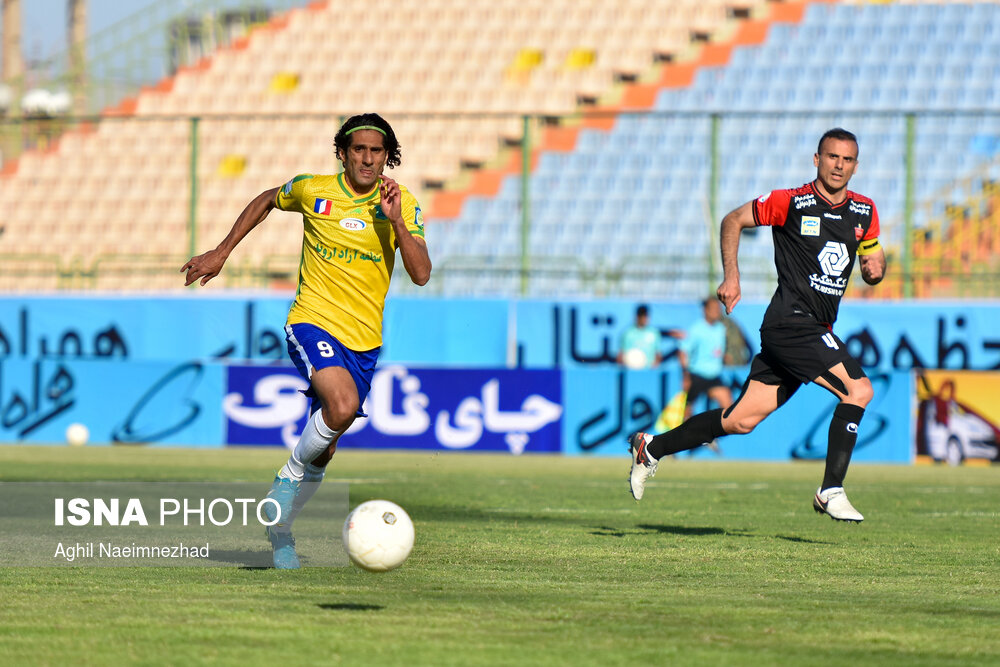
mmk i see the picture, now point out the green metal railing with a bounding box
[2,110,1000,297]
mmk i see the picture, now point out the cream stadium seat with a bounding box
[1,0,764,292]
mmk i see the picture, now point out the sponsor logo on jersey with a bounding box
[849,200,871,216]
[808,273,849,296]
[794,194,817,210]
[800,216,821,236]
[855,225,864,240]
[810,240,852,296]
[817,241,851,276]
[314,198,333,215]
[339,217,366,231]
[824,213,842,219]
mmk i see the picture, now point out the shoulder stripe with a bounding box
[847,190,876,206]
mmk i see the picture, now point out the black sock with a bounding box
[648,409,726,459]
[822,403,865,490]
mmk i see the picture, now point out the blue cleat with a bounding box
[266,526,301,569]
[262,475,302,569]
[262,475,300,528]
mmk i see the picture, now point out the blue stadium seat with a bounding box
[430,1,1000,297]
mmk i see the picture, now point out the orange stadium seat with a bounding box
[1,0,784,293]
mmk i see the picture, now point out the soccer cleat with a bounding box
[813,487,864,523]
[266,526,301,569]
[627,431,659,501]
[263,475,301,528]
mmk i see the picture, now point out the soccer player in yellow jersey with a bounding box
[181,113,431,568]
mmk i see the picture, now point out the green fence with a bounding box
[1,110,999,298]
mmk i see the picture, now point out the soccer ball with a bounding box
[65,423,89,447]
[342,500,414,572]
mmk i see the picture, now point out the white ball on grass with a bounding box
[342,500,414,572]
[65,423,89,447]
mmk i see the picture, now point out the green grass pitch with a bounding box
[1,445,998,666]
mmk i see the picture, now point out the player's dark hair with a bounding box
[817,128,858,155]
[334,113,402,169]
[637,304,650,317]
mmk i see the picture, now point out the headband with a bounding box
[345,125,387,136]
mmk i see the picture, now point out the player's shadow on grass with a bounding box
[591,525,833,544]
[773,534,834,545]
[588,524,736,537]
[207,549,273,569]
[318,603,384,612]
[637,524,741,536]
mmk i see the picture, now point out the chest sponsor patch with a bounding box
[849,200,871,216]
[339,217,367,231]
[794,194,817,209]
[800,216,821,236]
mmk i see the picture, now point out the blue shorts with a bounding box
[284,323,380,418]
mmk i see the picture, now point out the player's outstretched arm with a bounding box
[860,247,886,285]
[181,187,279,286]
[380,176,431,286]
[716,201,756,314]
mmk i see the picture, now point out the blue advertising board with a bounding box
[224,365,563,454]
[514,300,1000,373]
[0,295,292,362]
[3,295,999,372]
[561,368,913,462]
[0,358,224,447]
[0,295,511,366]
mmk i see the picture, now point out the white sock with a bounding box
[279,409,337,482]
[282,463,327,531]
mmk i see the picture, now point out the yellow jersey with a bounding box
[275,172,425,351]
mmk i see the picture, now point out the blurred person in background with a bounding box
[617,304,684,369]
[677,296,734,454]
[627,128,885,523]
[181,112,431,567]
[617,304,663,369]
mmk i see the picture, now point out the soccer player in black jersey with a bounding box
[628,128,886,522]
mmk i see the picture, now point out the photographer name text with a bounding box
[54,541,210,561]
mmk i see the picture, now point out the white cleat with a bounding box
[813,487,864,523]
[627,432,659,501]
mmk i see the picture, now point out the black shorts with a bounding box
[688,373,726,403]
[748,319,859,398]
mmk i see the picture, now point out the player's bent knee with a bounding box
[724,415,760,435]
[320,400,358,431]
[848,378,874,407]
